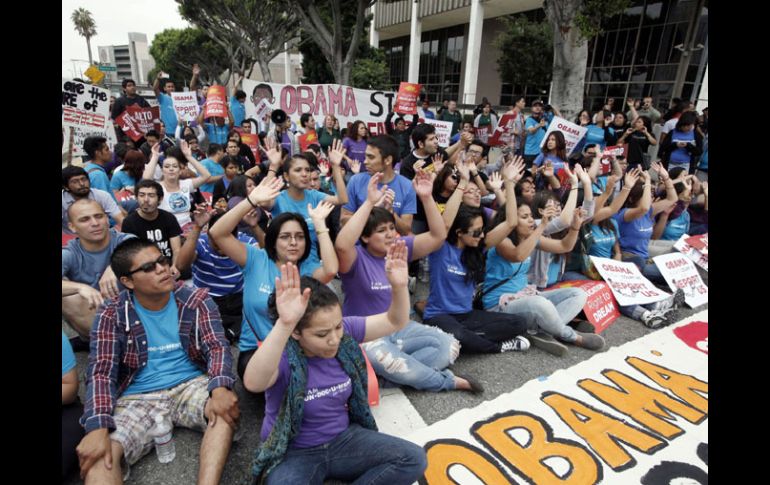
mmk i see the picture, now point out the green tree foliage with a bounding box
[494,16,553,88]
[351,46,389,90]
[71,8,97,65]
[149,28,230,86]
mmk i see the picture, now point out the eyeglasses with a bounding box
[450,174,460,181]
[468,150,483,157]
[466,229,484,238]
[278,233,305,242]
[127,255,171,275]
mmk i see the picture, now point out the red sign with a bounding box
[550,280,621,333]
[474,126,490,143]
[298,130,319,152]
[394,82,421,115]
[673,321,708,354]
[115,189,135,202]
[117,106,161,141]
[601,145,627,174]
[205,85,227,118]
[488,113,518,146]
[685,233,708,253]
[240,133,260,160]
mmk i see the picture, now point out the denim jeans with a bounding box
[561,271,590,282]
[622,253,667,285]
[489,288,586,342]
[364,321,459,392]
[424,310,529,354]
[264,424,427,485]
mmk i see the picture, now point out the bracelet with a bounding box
[316,229,329,235]
[268,169,277,175]
[570,187,578,191]
[471,172,479,178]
[247,196,259,209]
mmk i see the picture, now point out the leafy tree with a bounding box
[351,47,389,90]
[71,8,97,65]
[494,16,553,88]
[149,28,231,86]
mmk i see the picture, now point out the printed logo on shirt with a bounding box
[446,265,466,277]
[167,192,190,213]
[148,342,182,353]
[305,378,351,402]
[371,281,391,291]
[259,283,273,294]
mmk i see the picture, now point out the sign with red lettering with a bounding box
[652,253,708,308]
[590,256,671,306]
[298,129,319,152]
[601,145,627,174]
[474,126,490,144]
[394,82,421,115]
[240,133,260,160]
[673,234,708,272]
[539,116,589,156]
[673,321,708,355]
[117,106,161,141]
[171,91,200,122]
[115,189,135,202]
[204,85,227,118]
[62,79,110,129]
[254,98,272,120]
[550,280,621,333]
[488,113,518,146]
[685,233,707,253]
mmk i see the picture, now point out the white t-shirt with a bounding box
[159,178,195,227]
[661,117,678,135]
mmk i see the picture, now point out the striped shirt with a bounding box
[192,232,257,297]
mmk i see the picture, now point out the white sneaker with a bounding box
[500,336,530,352]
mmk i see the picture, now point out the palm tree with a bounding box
[71,8,97,65]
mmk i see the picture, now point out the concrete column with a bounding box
[462,0,484,105]
[284,42,291,84]
[407,0,422,83]
[369,3,379,48]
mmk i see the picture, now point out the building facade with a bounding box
[98,33,155,86]
[372,0,708,113]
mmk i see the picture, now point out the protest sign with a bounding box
[243,80,398,136]
[590,256,670,306]
[487,113,518,146]
[474,126,490,144]
[116,106,161,142]
[550,280,620,333]
[539,116,588,156]
[62,79,110,130]
[407,311,709,485]
[685,233,708,254]
[298,130,319,152]
[652,253,708,308]
[240,133,260,160]
[601,145,627,174]
[394,82,421,115]
[673,234,708,272]
[115,189,135,202]
[254,98,272,120]
[423,119,453,147]
[205,85,227,118]
[171,91,200,122]
[63,122,118,158]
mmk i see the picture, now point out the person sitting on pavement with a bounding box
[62,199,136,339]
[208,177,339,380]
[198,143,225,195]
[242,254,427,484]
[336,169,482,394]
[62,331,84,480]
[211,156,243,210]
[109,149,145,214]
[82,136,116,201]
[422,157,531,355]
[62,166,125,235]
[76,238,239,485]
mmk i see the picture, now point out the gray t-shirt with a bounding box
[62,189,122,234]
[62,229,136,289]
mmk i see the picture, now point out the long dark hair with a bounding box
[542,131,567,161]
[433,164,457,199]
[267,276,340,332]
[122,149,146,182]
[447,205,486,284]
[348,120,368,142]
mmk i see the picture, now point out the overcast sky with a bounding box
[62,0,189,78]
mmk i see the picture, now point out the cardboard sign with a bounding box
[171,91,200,122]
[474,126,490,144]
[550,280,620,333]
[406,311,709,485]
[539,116,588,156]
[240,133,260,160]
[64,122,118,158]
[590,256,671,306]
[205,85,227,118]
[488,113,518,146]
[423,118,453,147]
[685,233,708,253]
[601,145,627,174]
[653,253,708,308]
[673,234,708,272]
[298,130,319,152]
[254,98,272,120]
[394,82,421,115]
[117,106,161,142]
[62,79,110,130]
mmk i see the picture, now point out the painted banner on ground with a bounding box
[63,122,118,158]
[406,311,708,485]
[423,119,453,147]
[590,256,670,306]
[674,234,708,272]
[62,79,110,130]
[487,113,518,146]
[653,253,708,308]
[204,85,227,118]
[539,116,589,156]
[550,280,620,333]
[394,82,421,115]
[243,80,397,136]
[171,92,200,122]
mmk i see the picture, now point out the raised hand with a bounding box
[543,160,555,179]
[308,201,335,228]
[366,172,387,205]
[541,205,558,224]
[623,167,641,187]
[192,202,212,228]
[249,176,284,205]
[180,139,192,158]
[328,139,346,168]
[650,160,669,181]
[574,163,591,185]
[375,189,395,211]
[192,64,201,76]
[455,159,471,181]
[432,153,447,174]
[274,262,311,328]
[350,159,362,174]
[572,207,587,228]
[561,163,577,185]
[151,142,162,158]
[242,208,261,227]
[488,171,503,191]
[700,181,708,197]
[502,155,526,183]
[641,169,651,184]
[606,173,621,189]
[465,159,479,175]
[461,131,474,145]
[384,239,409,289]
[412,159,426,172]
[413,169,436,197]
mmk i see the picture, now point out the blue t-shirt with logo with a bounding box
[123,294,203,395]
[239,245,320,351]
[589,221,619,258]
[584,124,608,150]
[84,162,114,201]
[62,331,76,376]
[199,157,224,193]
[661,210,690,241]
[482,247,530,309]
[670,129,695,164]
[109,170,137,193]
[272,189,329,269]
[614,207,655,259]
[424,242,476,319]
[343,172,417,217]
[230,96,245,126]
[157,93,179,134]
[524,117,548,155]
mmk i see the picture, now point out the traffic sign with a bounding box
[99,65,117,72]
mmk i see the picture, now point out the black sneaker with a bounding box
[529,332,568,357]
[500,336,530,352]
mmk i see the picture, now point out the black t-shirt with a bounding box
[111,95,150,120]
[121,210,183,258]
[625,131,651,168]
[400,148,449,181]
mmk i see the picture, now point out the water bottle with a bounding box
[153,413,176,463]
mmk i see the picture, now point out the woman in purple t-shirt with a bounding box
[342,120,369,171]
[242,248,426,484]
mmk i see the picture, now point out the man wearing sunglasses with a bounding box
[77,238,238,485]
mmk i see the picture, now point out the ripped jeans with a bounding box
[363,321,460,392]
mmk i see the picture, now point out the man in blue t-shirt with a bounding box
[341,135,417,235]
[82,136,115,200]
[523,101,550,169]
[152,72,179,132]
[77,239,238,484]
[199,143,225,193]
[230,88,247,126]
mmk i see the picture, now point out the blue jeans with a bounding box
[561,271,590,282]
[264,424,427,485]
[622,253,666,285]
[490,288,586,342]
[364,321,459,392]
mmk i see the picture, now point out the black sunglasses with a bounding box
[127,255,171,276]
[467,229,484,238]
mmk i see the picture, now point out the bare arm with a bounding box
[593,168,640,223]
[323,139,349,206]
[175,205,210,271]
[537,209,584,254]
[393,213,413,236]
[62,368,79,405]
[142,143,161,180]
[484,156,525,248]
[412,170,447,260]
[650,162,678,216]
[624,170,653,222]
[363,241,410,341]
[309,202,339,283]
[334,173,387,274]
[179,141,211,189]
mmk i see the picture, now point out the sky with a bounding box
[62,0,189,78]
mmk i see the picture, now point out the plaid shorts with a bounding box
[110,374,210,465]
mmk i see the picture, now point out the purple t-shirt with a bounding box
[339,236,415,317]
[261,316,367,449]
[343,138,368,164]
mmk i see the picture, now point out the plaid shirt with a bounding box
[80,284,235,433]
